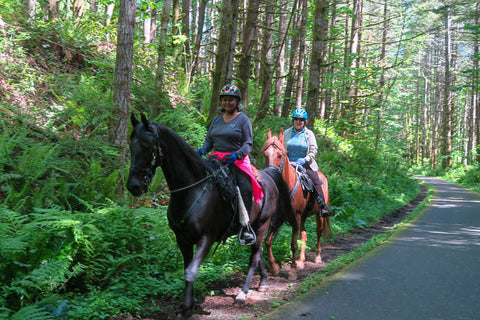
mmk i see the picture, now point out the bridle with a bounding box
[263,138,301,199]
[263,140,286,173]
[130,124,226,194]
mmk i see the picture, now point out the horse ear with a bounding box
[131,113,139,127]
[267,129,272,139]
[279,128,284,143]
[140,113,149,127]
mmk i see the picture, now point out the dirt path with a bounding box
[124,185,428,320]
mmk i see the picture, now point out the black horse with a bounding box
[126,114,292,319]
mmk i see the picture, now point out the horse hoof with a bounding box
[235,291,247,305]
[288,270,297,281]
[296,260,305,270]
[269,263,280,276]
[258,285,268,292]
[315,256,325,265]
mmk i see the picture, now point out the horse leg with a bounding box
[236,243,262,304]
[297,220,308,270]
[264,226,280,276]
[257,249,269,292]
[288,214,300,281]
[314,215,325,265]
[180,235,213,318]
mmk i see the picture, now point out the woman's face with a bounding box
[293,117,306,131]
[221,96,238,113]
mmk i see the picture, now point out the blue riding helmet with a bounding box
[292,108,308,120]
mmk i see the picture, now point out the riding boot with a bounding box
[236,187,256,245]
[315,186,331,217]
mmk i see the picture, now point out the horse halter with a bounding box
[263,140,285,173]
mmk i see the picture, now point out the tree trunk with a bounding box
[190,0,208,82]
[237,0,260,108]
[105,3,115,25]
[273,0,288,116]
[254,0,274,124]
[374,0,388,150]
[113,0,136,165]
[208,0,237,123]
[305,0,327,130]
[48,0,59,20]
[156,0,172,91]
[282,0,303,117]
[28,0,36,19]
[294,0,308,110]
[225,0,240,84]
[441,7,453,169]
[474,3,480,162]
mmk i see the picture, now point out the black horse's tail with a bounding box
[263,168,293,231]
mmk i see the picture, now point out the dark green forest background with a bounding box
[0,0,479,319]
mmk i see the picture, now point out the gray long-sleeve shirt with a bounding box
[201,112,253,159]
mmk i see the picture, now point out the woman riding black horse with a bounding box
[198,84,260,244]
[126,113,292,319]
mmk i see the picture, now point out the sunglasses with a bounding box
[293,118,305,121]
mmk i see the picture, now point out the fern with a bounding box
[9,304,54,320]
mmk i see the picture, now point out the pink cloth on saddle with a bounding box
[211,151,264,204]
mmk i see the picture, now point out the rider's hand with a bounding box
[225,153,238,164]
[296,158,306,166]
[197,148,206,156]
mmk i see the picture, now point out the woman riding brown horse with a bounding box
[263,128,331,280]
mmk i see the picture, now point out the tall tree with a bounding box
[255,0,274,124]
[282,0,304,117]
[441,5,454,169]
[237,0,260,108]
[273,0,289,116]
[305,0,328,129]
[112,0,136,165]
[156,0,172,91]
[208,0,238,123]
[189,0,208,81]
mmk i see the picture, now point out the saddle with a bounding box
[291,163,315,193]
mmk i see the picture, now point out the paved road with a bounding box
[263,177,480,320]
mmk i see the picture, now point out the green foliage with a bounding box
[441,164,480,193]
[0,118,119,213]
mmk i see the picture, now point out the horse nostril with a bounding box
[127,179,143,196]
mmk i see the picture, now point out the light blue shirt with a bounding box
[286,128,308,162]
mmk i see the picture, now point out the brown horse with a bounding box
[263,128,331,280]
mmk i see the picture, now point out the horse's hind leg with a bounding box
[297,219,308,270]
[315,215,325,265]
[287,214,300,281]
[257,250,269,292]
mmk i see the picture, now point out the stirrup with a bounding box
[238,223,256,245]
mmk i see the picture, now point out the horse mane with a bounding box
[154,123,219,175]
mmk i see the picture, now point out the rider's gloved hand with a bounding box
[225,153,238,164]
[296,158,306,166]
[197,148,206,156]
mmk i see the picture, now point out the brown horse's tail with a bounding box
[322,216,332,240]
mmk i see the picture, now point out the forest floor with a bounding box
[118,185,428,320]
